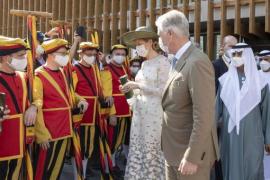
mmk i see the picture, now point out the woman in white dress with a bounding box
[121,26,170,180]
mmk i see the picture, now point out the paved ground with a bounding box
[60,153,270,180]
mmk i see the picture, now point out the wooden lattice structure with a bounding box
[0,0,269,59]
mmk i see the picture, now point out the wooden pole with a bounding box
[111,0,119,46]
[139,0,147,26]
[52,0,58,21]
[266,0,270,32]
[194,0,201,44]
[103,0,111,53]
[207,0,214,60]
[234,0,241,35]
[150,0,157,30]
[129,0,137,31]
[120,0,127,40]
[183,0,189,20]
[10,9,53,18]
[220,0,227,40]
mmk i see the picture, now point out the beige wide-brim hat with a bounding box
[121,26,158,48]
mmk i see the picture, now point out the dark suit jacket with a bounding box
[212,57,228,93]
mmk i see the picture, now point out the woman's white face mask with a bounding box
[83,55,96,65]
[136,45,148,57]
[9,55,28,71]
[54,54,69,67]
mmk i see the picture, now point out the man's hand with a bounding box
[40,140,50,150]
[105,96,114,107]
[265,144,270,154]
[73,35,82,44]
[178,158,198,175]
[77,100,88,113]
[24,105,37,126]
[109,115,117,126]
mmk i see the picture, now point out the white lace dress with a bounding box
[125,55,170,180]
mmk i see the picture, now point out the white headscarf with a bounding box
[258,50,270,91]
[219,43,267,134]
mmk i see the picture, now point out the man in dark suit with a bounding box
[213,35,238,92]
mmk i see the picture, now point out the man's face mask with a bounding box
[9,55,28,71]
[260,58,270,72]
[54,53,69,67]
[231,50,244,67]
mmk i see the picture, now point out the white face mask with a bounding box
[260,60,270,72]
[136,45,148,57]
[113,55,125,65]
[10,56,28,71]
[232,57,244,67]
[130,67,140,75]
[54,55,69,67]
[159,37,169,54]
[83,55,96,65]
[36,45,44,55]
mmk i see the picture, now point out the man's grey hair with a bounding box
[155,10,190,37]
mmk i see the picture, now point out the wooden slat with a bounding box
[266,0,270,32]
[207,0,214,60]
[172,0,178,9]
[120,0,127,39]
[71,0,79,41]
[111,0,119,46]
[79,0,87,25]
[0,0,3,35]
[94,0,102,30]
[7,0,13,36]
[58,0,65,21]
[183,0,189,20]
[29,0,34,11]
[234,0,241,35]
[160,0,166,14]
[103,0,111,53]
[220,0,226,40]
[149,0,156,29]
[3,0,8,36]
[86,0,95,34]
[248,0,255,34]
[12,0,18,37]
[64,0,72,42]
[34,0,40,32]
[45,0,52,32]
[194,0,201,44]
[39,0,46,32]
[52,0,58,21]
[129,0,137,31]
[139,0,147,26]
